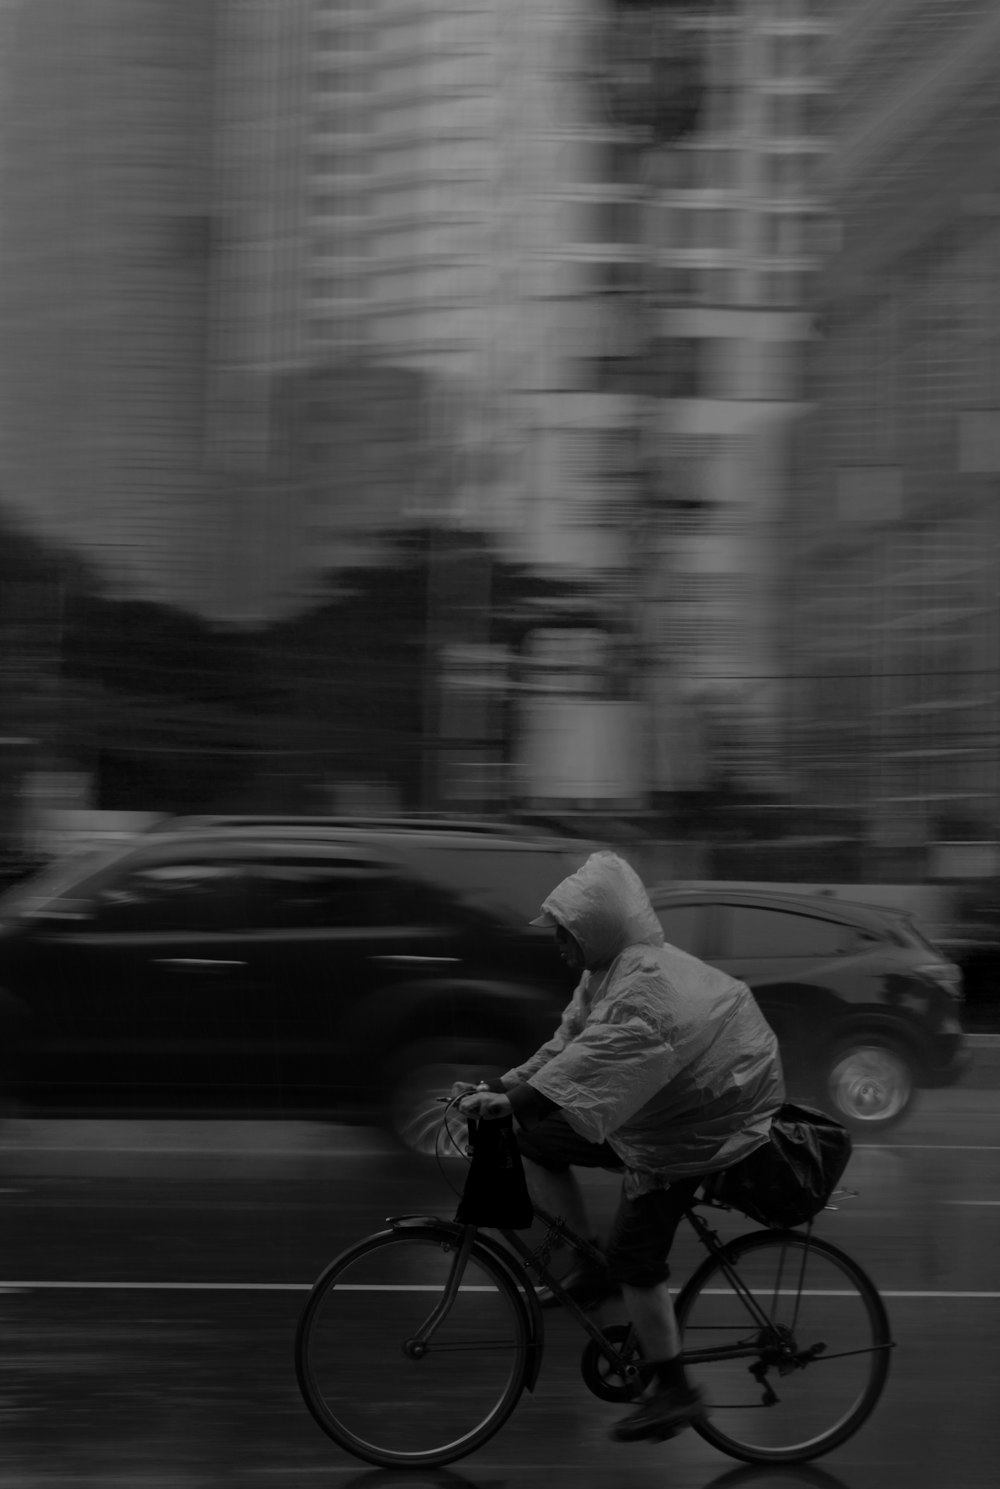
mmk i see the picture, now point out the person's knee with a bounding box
[515,1131,570,1174]
[607,1259,672,1289]
[605,1241,672,1290]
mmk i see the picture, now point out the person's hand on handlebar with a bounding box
[457,1087,513,1121]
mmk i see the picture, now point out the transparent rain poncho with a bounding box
[507,852,785,1195]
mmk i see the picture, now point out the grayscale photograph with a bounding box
[0,2,996,1485]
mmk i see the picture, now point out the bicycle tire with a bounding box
[295,1223,533,1468]
[675,1229,892,1464]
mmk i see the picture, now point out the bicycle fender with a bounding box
[384,1215,544,1393]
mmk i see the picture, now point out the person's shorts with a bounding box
[516,1110,701,1290]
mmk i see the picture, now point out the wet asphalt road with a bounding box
[0,1090,998,1488]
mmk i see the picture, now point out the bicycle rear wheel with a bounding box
[295,1224,532,1467]
[676,1229,892,1464]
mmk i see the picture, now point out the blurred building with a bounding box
[0,0,310,622]
[593,0,835,799]
[786,0,1000,859]
[298,0,836,807]
[0,0,836,815]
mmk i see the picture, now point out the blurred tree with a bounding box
[57,591,282,814]
[259,526,613,810]
[0,500,276,815]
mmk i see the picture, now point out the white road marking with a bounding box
[856,1143,1000,1151]
[0,1147,383,1158]
[943,1200,1000,1205]
[1,1281,999,1299]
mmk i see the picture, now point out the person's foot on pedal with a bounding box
[610,1382,706,1443]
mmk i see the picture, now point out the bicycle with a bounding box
[295,1102,894,1469]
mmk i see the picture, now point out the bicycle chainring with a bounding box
[580,1324,646,1403]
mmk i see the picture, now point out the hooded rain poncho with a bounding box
[506,852,785,1197]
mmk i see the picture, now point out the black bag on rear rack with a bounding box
[701,1102,852,1229]
[455,1115,535,1230]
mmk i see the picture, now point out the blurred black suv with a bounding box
[0,816,587,1150]
[0,820,970,1146]
[651,883,969,1131]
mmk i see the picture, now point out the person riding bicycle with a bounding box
[458,850,785,1444]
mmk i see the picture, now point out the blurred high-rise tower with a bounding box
[786,0,1000,864]
[299,0,836,804]
[0,0,310,622]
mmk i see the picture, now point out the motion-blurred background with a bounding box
[2,0,1000,1016]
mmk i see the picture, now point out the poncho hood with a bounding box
[536,851,665,969]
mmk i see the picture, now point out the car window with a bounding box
[244,863,401,930]
[88,863,248,933]
[413,848,587,925]
[657,904,702,954]
[0,846,132,919]
[722,906,855,959]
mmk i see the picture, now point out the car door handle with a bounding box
[153,958,246,969]
[369,955,461,966]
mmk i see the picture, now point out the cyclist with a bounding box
[458,850,784,1444]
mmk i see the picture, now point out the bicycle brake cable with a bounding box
[435,1092,473,1200]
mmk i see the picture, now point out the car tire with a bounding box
[380,1037,523,1160]
[818,1035,917,1133]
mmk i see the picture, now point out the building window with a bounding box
[657,147,700,190]
[648,337,702,398]
[701,208,739,250]
[767,32,822,79]
[766,92,801,137]
[589,197,639,245]
[695,267,734,305]
[760,268,815,306]
[705,339,745,399]
[764,151,818,198]
[699,148,739,188]
[706,85,742,135]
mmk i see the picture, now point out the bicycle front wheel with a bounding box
[295,1225,532,1467]
[676,1229,892,1464]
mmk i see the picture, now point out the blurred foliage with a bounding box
[260,525,613,810]
[2,497,614,817]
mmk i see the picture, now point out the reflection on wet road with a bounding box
[0,1091,997,1486]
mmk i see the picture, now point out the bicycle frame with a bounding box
[410,1191,827,1375]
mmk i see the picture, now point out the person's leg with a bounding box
[605,1180,705,1442]
[515,1114,624,1306]
[521,1156,590,1237]
[620,1278,680,1362]
[515,1112,623,1238]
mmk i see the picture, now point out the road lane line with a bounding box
[943,1199,1000,1205]
[856,1143,1000,1151]
[2,1282,1000,1298]
[0,1282,493,1292]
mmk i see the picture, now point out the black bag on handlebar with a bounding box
[455,1116,535,1230]
[701,1102,852,1229]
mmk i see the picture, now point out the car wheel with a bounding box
[820,1037,916,1132]
[381,1038,522,1159]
